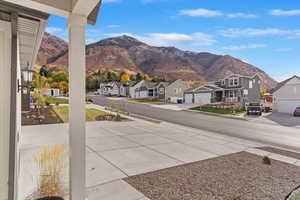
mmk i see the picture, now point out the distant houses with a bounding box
[98,79,187,103]
[98,74,262,107]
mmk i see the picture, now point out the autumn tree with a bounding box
[143,74,151,81]
[120,73,130,82]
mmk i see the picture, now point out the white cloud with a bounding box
[270,9,300,16]
[179,8,223,17]
[46,27,64,34]
[223,44,266,50]
[220,28,290,38]
[179,8,257,19]
[102,32,217,47]
[227,13,258,19]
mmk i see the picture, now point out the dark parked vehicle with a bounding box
[246,103,262,116]
[294,107,300,117]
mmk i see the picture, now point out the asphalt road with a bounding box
[90,95,300,152]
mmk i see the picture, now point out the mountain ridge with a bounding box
[36,33,277,89]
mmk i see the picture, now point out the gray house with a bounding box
[184,74,261,107]
[157,79,187,102]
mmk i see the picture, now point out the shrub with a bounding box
[33,145,68,199]
[262,156,271,165]
[114,113,122,122]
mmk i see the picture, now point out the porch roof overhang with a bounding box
[4,0,102,25]
[0,1,49,71]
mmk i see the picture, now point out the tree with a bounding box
[260,89,267,97]
[39,66,53,78]
[143,74,151,81]
[120,73,130,82]
[52,72,68,83]
[59,81,69,95]
[136,73,143,81]
[50,82,60,89]
[32,74,47,114]
[130,74,136,81]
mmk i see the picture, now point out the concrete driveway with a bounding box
[19,117,266,200]
[150,103,196,111]
[244,112,300,128]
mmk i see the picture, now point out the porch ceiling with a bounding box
[18,16,47,71]
[4,0,102,24]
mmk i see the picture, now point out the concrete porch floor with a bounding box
[19,118,266,200]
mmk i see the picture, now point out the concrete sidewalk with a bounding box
[20,117,294,200]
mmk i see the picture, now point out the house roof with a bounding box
[271,75,300,94]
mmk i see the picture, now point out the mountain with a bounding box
[36,33,277,89]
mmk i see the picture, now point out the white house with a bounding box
[0,1,102,200]
[272,75,300,114]
[41,88,60,97]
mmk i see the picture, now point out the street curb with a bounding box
[185,109,249,121]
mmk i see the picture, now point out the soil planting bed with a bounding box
[22,106,63,126]
[125,152,300,200]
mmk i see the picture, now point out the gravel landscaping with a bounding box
[257,146,300,160]
[124,152,300,200]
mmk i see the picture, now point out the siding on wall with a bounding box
[0,20,11,200]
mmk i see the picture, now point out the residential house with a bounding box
[98,82,115,96]
[184,74,261,108]
[0,1,102,200]
[41,88,60,97]
[134,81,158,99]
[128,80,144,98]
[157,79,187,102]
[272,75,300,114]
[133,79,187,102]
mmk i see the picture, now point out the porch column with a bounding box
[68,13,87,200]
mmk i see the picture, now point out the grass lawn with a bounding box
[129,99,166,104]
[46,97,69,104]
[191,106,246,115]
[53,106,109,123]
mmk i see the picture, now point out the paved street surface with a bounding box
[19,114,300,200]
[90,96,300,152]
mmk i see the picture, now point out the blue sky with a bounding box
[46,0,300,81]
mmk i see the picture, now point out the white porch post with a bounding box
[68,13,87,200]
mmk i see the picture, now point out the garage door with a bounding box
[277,101,300,114]
[194,93,211,105]
[185,94,193,104]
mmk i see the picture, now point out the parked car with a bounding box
[294,107,300,117]
[246,103,263,116]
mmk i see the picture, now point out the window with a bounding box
[249,81,253,88]
[229,78,239,86]
[243,89,248,96]
[159,88,164,94]
[222,80,225,85]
